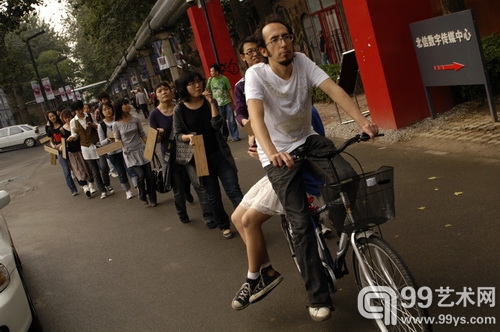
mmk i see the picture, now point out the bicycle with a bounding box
[281,133,431,332]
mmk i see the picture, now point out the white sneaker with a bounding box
[89,182,97,193]
[109,170,119,178]
[309,307,332,322]
[106,186,114,195]
[83,185,91,197]
[100,192,108,199]
[321,224,332,237]
[126,190,134,200]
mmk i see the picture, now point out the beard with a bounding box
[278,56,294,66]
[267,49,294,66]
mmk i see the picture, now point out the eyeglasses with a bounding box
[187,79,203,86]
[243,49,259,56]
[265,34,294,47]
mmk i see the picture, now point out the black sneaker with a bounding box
[231,279,257,311]
[249,268,283,303]
[179,215,190,223]
[205,220,217,229]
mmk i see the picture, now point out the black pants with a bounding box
[139,104,149,119]
[132,163,157,204]
[86,159,107,192]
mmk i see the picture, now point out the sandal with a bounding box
[222,229,233,239]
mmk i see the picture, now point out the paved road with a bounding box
[1,133,498,331]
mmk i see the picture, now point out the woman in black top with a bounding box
[59,110,94,197]
[173,70,243,239]
[46,110,79,196]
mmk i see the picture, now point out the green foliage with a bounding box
[452,34,500,102]
[29,113,41,125]
[1,16,73,98]
[0,0,42,37]
[312,63,340,103]
[67,0,157,86]
[0,0,42,93]
[482,34,500,93]
[221,0,234,36]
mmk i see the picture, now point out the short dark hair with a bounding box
[254,15,293,48]
[210,63,221,74]
[238,35,258,55]
[97,91,110,102]
[70,100,84,111]
[153,81,171,106]
[175,70,205,103]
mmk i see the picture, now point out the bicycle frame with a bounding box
[282,134,430,331]
[307,185,381,290]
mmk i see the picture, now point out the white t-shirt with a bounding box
[245,52,330,167]
[70,116,99,160]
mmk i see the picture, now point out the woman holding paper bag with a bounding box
[150,82,214,224]
[97,101,135,200]
[59,110,93,197]
[113,98,157,207]
[46,110,79,196]
[173,70,243,239]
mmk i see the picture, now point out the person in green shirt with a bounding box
[206,64,241,142]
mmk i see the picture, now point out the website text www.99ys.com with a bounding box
[358,286,496,327]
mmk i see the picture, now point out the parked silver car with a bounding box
[0,125,43,150]
[0,190,42,331]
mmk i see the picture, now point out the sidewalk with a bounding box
[317,95,500,161]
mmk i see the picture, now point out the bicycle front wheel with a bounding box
[353,236,431,332]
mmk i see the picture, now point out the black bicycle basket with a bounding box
[326,166,395,233]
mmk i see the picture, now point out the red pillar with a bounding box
[187,1,241,88]
[343,0,453,129]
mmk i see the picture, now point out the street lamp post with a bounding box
[26,30,50,111]
[53,55,70,107]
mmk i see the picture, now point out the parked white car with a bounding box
[0,190,42,331]
[0,125,42,150]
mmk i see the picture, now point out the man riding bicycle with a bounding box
[245,15,379,321]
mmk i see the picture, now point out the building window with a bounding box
[307,1,349,64]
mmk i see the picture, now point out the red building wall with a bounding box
[343,0,453,129]
[187,1,241,89]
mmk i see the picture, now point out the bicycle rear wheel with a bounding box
[353,236,431,332]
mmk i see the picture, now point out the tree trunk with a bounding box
[440,0,466,14]
[0,32,32,125]
[4,83,31,125]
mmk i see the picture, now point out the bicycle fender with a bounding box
[355,230,378,240]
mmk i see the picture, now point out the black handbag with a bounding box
[152,153,171,193]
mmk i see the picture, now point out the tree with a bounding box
[0,0,43,123]
[66,0,156,95]
[2,13,73,123]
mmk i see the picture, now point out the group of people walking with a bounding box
[46,15,379,324]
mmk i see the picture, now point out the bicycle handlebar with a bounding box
[292,133,384,161]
